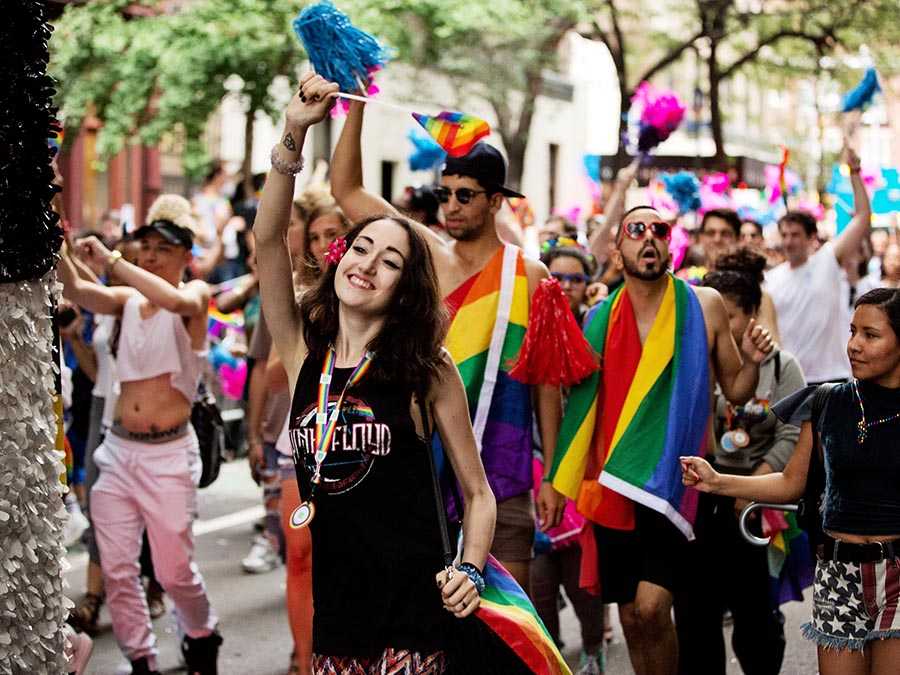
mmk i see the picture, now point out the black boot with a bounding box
[129,657,160,675]
[181,631,223,675]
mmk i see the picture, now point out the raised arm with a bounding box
[833,146,872,265]
[701,286,773,405]
[331,100,449,255]
[58,243,133,315]
[256,73,337,383]
[590,157,639,264]
[78,235,208,317]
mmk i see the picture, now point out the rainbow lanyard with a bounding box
[310,347,374,484]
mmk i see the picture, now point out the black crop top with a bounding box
[287,352,454,657]
[778,381,900,536]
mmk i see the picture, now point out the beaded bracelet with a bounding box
[270,145,305,176]
[456,562,485,595]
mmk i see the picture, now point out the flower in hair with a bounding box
[325,237,347,266]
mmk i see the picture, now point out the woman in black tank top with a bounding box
[255,74,496,674]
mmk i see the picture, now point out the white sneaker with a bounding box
[62,506,89,548]
[241,535,280,574]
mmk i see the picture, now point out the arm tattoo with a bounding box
[282,133,296,151]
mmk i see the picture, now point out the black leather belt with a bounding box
[818,538,900,563]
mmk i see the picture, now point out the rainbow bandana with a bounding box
[550,275,709,539]
[442,245,532,507]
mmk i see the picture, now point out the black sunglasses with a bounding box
[433,187,488,205]
[552,272,590,284]
[623,221,671,241]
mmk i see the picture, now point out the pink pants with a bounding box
[91,428,217,665]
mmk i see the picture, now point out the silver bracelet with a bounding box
[270,145,305,176]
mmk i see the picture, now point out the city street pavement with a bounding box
[66,460,819,674]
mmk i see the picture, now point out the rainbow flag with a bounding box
[550,275,709,539]
[763,509,815,605]
[441,245,533,511]
[412,111,490,158]
[476,555,571,675]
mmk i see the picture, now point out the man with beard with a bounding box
[331,100,565,592]
[548,205,773,675]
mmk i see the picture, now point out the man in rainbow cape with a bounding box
[548,205,774,675]
[331,101,566,592]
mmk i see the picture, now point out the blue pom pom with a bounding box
[842,68,881,113]
[662,171,701,214]
[407,129,446,172]
[292,1,391,94]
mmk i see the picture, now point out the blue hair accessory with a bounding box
[842,68,881,113]
[407,128,446,172]
[292,1,391,94]
[661,171,701,214]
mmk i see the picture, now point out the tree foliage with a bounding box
[51,0,303,177]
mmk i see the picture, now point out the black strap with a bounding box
[416,393,455,569]
[774,350,781,384]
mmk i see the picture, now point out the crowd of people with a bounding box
[54,72,899,675]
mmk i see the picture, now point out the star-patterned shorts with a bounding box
[803,558,900,651]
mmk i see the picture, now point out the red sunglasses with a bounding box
[622,221,671,241]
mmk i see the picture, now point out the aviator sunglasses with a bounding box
[622,220,672,241]
[433,187,488,205]
[551,272,590,284]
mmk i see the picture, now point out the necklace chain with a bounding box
[853,379,900,445]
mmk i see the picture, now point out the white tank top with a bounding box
[116,294,205,404]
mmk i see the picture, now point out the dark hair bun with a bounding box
[715,246,766,284]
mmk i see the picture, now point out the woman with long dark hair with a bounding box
[256,73,496,674]
[682,288,900,675]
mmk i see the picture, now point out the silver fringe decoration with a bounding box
[0,274,70,674]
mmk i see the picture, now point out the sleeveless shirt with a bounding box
[288,353,453,657]
[818,380,900,535]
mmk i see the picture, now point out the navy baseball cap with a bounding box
[133,219,194,249]
[442,142,525,199]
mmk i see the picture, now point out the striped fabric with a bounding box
[762,509,814,605]
[550,275,709,539]
[442,245,533,507]
[412,111,490,158]
[477,556,572,675]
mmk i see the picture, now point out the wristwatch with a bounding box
[107,249,123,273]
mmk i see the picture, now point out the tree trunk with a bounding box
[504,135,527,190]
[242,107,255,196]
[708,39,726,163]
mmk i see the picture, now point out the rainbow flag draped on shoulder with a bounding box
[550,274,709,540]
[442,244,533,508]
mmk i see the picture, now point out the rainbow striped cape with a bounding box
[550,275,709,539]
[475,555,571,675]
[442,245,533,506]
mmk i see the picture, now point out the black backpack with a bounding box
[192,380,226,489]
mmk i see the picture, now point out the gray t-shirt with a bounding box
[248,310,291,445]
[712,348,806,474]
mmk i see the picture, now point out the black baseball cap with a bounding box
[442,142,525,199]
[133,219,194,249]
